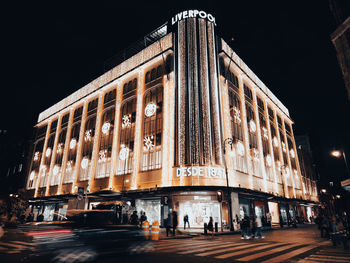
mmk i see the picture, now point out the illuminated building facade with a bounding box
[26,10,318,226]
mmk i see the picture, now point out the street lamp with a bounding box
[223,137,236,231]
[330,149,350,177]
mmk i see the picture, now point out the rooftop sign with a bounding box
[171,10,216,26]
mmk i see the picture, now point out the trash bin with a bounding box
[215,222,218,232]
[204,223,208,235]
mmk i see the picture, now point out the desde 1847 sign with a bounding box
[176,166,225,178]
[171,10,216,26]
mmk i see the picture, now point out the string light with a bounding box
[144,135,155,151]
[34,152,40,161]
[122,114,131,128]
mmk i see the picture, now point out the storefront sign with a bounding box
[176,166,225,178]
[171,10,216,26]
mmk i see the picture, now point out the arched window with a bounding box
[117,98,136,175]
[95,107,115,178]
[40,125,56,188]
[150,68,156,81]
[142,86,163,171]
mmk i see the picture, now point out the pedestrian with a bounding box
[183,214,190,229]
[130,211,139,226]
[37,214,44,222]
[255,215,264,239]
[251,215,256,239]
[321,215,330,239]
[140,211,147,227]
[207,216,214,237]
[242,214,251,239]
[164,217,170,237]
[266,212,272,227]
[172,211,178,236]
[279,214,283,228]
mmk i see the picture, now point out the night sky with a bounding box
[2,1,349,187]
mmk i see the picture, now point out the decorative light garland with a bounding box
[84,130,92,142]
[30,171,35,180]
[53,165,60,176]
[34,152,40,161]
[290,148,295,158]
[249,120,256,133]
[122,114,131,128]
[266,154,272,167]
[262,127,268,139]
[273,137,279,147]
[233,107,241,124]
[237,141,245,156]
[57,143,64,154]
[98,149,107,163]
[143,135,155,151]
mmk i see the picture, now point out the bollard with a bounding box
[142,220,150,240]
[215,222,218,233]
[151,221,159,240]
[204,223,208,235]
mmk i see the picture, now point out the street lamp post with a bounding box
[223,137,236,232]
[331,150,350,178]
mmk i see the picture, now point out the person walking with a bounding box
[164,217,171,237]
[140,211,147,227]
[266,212,272,227]
[255,215,264,239]
[130,211,139,226]
[183,214,190,229]
[242,214,251,239]
[321,215,330,239]
[172,211,178,236]
[207,217,214,237]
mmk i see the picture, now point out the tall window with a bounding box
[142,86,163,171]
[80,99,98,181]
[28,138,45,189]
[65,109,81,184]
[40,120,57,187]
[51,113,69,186]
[269,107,282,183]
[117,98,136,175]
[228,87,247,173]
[257,97,273,181]
[96,106,115,179]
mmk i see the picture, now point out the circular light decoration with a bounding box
[84,130,92,142]
[273,137,279,147]
[45,147,52,157]
[144,102,157,117]
[249,120,256,133]
[282,142,287,152]
[102,122,111,135]
[237,141,245,156]
[119,144,130,160]
[98,149,107,163]
[81,157,89,169]
[53,165,60,176]
[262,127,268,139]
[143,135,155,151]
[30,171,35,180]
[122,114,131,128]
[66,161,73,171]
[34,151,40,161]
[266,154,272,167]
[290,149,295,158]
[70,138,77,149]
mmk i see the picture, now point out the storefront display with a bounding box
[268,201,279,224]
[135,199,161,225]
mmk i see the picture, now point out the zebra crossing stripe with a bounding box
[260,244,318,263]
[196,243,261,257]
[155,240,212,250]
[155,241,230,252]
[0,242,26,250]
[307,255,350,262]
[178,242,247,255]
[236,243,301,261]
[215,243,282,259]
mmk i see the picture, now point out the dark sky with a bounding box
[2,1,350,185]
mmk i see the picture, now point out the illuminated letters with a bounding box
[171,10,216,26]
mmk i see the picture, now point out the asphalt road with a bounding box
[0,224,349,263]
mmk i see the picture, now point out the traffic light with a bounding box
[217,190,223,202]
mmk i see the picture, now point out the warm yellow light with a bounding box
[321,189,326,193]
[331,150,341,158]
[336,195,341,198]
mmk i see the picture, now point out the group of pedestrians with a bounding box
[240,213,265,239]
[315,213,349,249]
[129,210,148,227]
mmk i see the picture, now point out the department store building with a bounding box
[26,10,318,228]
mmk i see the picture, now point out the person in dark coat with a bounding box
[130,211,139,226]
[164,217,170,237]
[172,211,178,236]
[183,214,190,229]
[207,217,214,237]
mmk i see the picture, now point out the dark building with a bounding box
[0,129,32,196]
[329,0,350,100]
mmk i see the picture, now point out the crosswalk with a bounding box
[0,240,35,254]
[298,247,350,263]
[151,238,327,262]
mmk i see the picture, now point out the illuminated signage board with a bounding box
[176,166,225,178]
[171,10,216,26]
